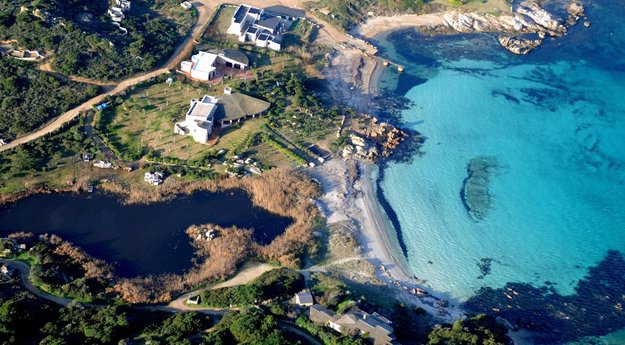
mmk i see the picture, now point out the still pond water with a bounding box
[0,190,292,277]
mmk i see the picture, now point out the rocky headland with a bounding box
[356,0,587,55]
[426,0,586,54]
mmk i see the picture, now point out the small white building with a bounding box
[93,160,113,169]
[187,295,200,305]
[295,291,314,307]
[115,0,131,11]
[180,1,193,10]
[174,95,218,143]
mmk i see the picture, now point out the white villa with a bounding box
[180,49,249,81]
[174,88,271,143]
[174,94,219,142]
[226,4,304,51]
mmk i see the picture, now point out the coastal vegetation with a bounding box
[0,115,98,196]
[203,308,295,344]
[105,169,322,303]
[306,0,427,30]
[0,0,196,80]
[0,57,100,141]
[427,314,511,345]
[198,268,304,307]
[0,277,211,345]
[0,232,115,303]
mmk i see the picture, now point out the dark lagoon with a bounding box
[0,190,292,277]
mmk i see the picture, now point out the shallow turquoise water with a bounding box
[381,58,625,299]
[375,1,625,342]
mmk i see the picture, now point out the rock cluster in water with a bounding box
[498,35,542,55]
[424,0,586,55]
[342,115,408,162]
[461,156,498,221]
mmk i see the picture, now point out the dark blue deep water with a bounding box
[0,191,291,277]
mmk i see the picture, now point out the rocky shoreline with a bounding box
[426,0,587,55]
[340,114,410,162]
[356,0,588,55]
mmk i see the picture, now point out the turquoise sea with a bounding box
[373,1,625,343]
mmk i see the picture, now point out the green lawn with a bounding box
[98,78,306,168]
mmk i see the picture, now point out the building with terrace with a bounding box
[227,4,303,51]
[180,49,249,81]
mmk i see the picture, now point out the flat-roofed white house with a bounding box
[227,4,295,51]
[174,95,218,142]
[180,49,249,81]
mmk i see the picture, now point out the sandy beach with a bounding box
[310,159,464,322]
[355,14,446,40]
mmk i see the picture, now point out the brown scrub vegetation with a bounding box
[109,169,323,303]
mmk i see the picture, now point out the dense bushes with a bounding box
[0,279,211,345]
[199,268,304,307]
[2,233,115,302]
[427,314,511,345]
[0,57,100,140]
[0,116,97,191]
[305,0,427,30]
[203,308,290,345]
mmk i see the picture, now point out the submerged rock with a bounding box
[498,35,542,55]
[461,156,499,221]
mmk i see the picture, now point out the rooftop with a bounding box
[256,16,282,31]
[295,291,314,304]
[218,48,249,66]
[187,96,216,120]
[215,93,271,122]
[264,5,306,18]
[233,5,250,24]
[310,304,335,324]
[192,51,218,74]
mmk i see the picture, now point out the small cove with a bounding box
[0,190,292,277]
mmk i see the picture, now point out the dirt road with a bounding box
[0,0,371,154]
[167,262,275,311]
[0,0,213,153]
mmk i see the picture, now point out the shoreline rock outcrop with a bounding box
[498,35,542,55]
[422,0,586,55]
[342,114,408,162]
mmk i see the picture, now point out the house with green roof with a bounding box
[174,88,270,143]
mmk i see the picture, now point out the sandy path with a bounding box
[38,62,118,86]
[0,0,213,153]
[167,262,275,311]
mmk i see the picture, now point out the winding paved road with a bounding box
[0,259,73,306]
[0,259,261,316]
